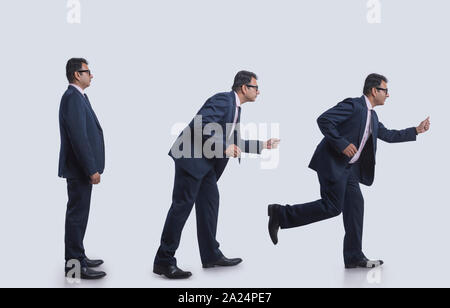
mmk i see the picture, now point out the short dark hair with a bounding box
[66,58,88,83]
[232,71,258,92]
[363,73,388,96]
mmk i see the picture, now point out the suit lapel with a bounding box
[229,91,237,124]
[357,96,368,147]
[228,91,238,139]
[69,87,103,132]
[371,110,378,148]
[83,94,103,131]
[229,91,242,164]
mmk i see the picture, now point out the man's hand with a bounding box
[90,172,101,185]
[225,144,241,158]
[342,144,358,158]
[416,116,431,134]
[263,138,281,150]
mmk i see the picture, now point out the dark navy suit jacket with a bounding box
[169,91,263,180]
[309,96,417,186]
[58,86,105,179]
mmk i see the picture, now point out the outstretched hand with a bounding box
[416,117,431,134]
[263,138,281,150]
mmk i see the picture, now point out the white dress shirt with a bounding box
[350,96,374,164]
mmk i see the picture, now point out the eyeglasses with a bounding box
[246,84,259,91]
[376,87,389,95]
[77,70,91,75]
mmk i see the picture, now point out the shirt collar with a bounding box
[70,84,85,95]
[234,92,241,108]
[364,95,374,110]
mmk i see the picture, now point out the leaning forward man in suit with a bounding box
[268,73,430,269]
[154,71,280,279]
[58,58,106,279]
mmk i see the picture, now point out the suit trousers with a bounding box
[155,163,223,266]
[65,178,92,266]
[278,164,365,265]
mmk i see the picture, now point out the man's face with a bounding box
[373,80,389,106]
[242,77,260,102]
[75,63,93,89]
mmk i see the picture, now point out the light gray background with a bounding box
[0,0,447,288]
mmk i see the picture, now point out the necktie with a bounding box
[237,106,241,124]
[370,110,376,133]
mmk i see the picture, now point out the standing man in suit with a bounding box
[154,71,280,279]
[268,74,430,268]
[59,58,106,279]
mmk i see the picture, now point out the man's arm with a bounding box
[194,93,230,156]
[378,123,416,143]
[237,138,280,154]
[317,99,356,154]
[238,139,264,154]
[378,116,430,143]
[62,95,99,180]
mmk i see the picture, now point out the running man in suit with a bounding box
[268,74,430,268]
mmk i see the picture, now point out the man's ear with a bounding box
[74,71,80,82]
[241,85,247,95]
[371,87,377,97]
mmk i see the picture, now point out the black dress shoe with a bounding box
[84,257,104,268]
[65,267,107,280]
[202,256,243,268]
[153,264,192,279]
[345,258,384,269]
[268,204,281,245]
